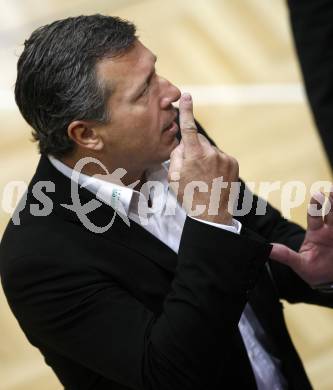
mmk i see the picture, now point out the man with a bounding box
[0,14,332,390]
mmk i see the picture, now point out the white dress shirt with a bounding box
[49,155,287,389]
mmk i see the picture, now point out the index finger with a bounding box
[179,93,201,153]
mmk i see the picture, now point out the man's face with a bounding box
[95,40,181,173]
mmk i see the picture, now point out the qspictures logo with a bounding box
[1,157,332,233]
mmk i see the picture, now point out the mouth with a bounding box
[162,112,178,133]
[162,120,179,135]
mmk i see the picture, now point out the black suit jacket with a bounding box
[1,121,331,389]
[288,0,333,168]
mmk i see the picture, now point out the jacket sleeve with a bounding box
[287,0,333,167]
[1,218,271,390]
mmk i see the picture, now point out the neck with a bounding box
[60,153,147,190]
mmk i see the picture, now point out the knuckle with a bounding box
[230,156,238,167]
[224,153,237,166]
[218,153,239,175]
[233,159,239,172]
[209,146,219,157]
[198,133,208,142]
[182,121,197,131]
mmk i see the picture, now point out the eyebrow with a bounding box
[133,55,157,98]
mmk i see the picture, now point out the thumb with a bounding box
[270,243,302,269]
[168,142,184,181]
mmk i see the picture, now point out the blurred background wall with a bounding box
[0,0,332,389]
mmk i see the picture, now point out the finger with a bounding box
[179,93,201,155]
[324,186,333,226]
[197,133,212,150]
[213,145,225,156]
[215,148,239,175]
[270,243,302,269]
[213,145,224,153]
[168,142,184,181]
[307,192,325,231]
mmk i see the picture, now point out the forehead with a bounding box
[96,40,155,93]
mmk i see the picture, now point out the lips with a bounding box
[162,113,178,132]
[163,121,175,132]
[162,121,179,137]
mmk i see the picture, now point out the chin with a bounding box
[150,138,179,165]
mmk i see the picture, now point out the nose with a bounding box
[159,77,181,109]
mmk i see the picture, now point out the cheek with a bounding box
[114,106,162,152]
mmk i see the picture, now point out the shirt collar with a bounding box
[48,155,170,218]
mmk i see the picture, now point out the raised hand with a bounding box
[168,93,239,225]
[270,191,333,286]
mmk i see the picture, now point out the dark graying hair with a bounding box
[15,14,136,158]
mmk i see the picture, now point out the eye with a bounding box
[141,71,157,96]
[141,84,149,96]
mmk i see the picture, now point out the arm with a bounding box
[287,0,333,167]
[177,110,306,251]
[191,116,333,305]
[1,220,270,390]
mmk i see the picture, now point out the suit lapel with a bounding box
[101,217,178,274]
[28,155,178,275]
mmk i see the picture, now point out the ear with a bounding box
[67,121,104,151]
